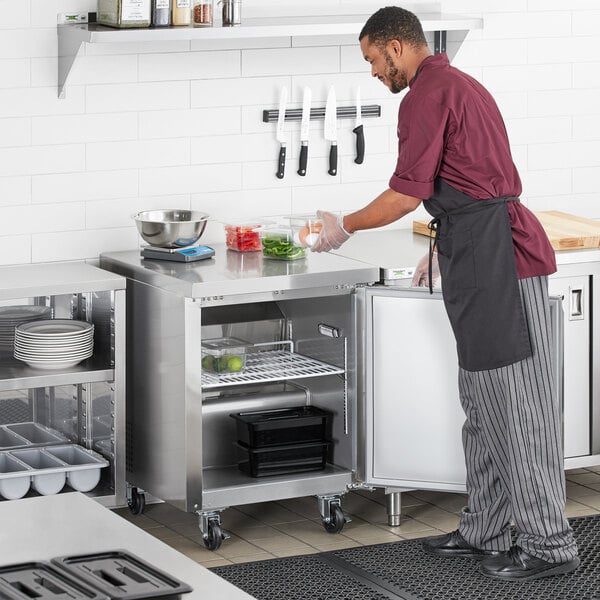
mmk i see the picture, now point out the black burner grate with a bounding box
[212,515,600,600]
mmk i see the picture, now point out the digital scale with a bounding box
[141,244,215,263]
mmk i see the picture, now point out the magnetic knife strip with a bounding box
[262,104,381,122]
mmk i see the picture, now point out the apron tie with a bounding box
[427,217,441,294]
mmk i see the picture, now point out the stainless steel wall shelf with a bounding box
[57,11,483,98]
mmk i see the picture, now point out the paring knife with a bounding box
[297,86,311,176]
[324,85,338,176]
[353,87,365,164]
[275,86,288,179]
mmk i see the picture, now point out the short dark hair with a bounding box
[359,6,427,48]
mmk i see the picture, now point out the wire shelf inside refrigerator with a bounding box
[202,350,344,388]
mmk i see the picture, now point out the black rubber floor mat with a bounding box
[212,514,600,600]
[213,554,397,600]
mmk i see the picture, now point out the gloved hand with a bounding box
[310,210,352,253]
[411,251,440,288]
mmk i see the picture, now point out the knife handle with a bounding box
[276,144,286,179]
[328,142,337,176]
[298,143,308,176]
[353,124,365,165]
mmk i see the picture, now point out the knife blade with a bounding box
[297,86,311,176]
[324,85,338,176]
[275,86,288,179]
[353,87,364,164]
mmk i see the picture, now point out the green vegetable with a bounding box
[261,234,306,260]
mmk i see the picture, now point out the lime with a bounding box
[227,355,244,372]
[215,355,230,372]
[201,355,214,371]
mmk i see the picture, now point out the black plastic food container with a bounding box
[230,405,333,447]
[0,562,107,600]
[236,440,330,477]
[51,551,192,600]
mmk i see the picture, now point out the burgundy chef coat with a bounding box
[389,53,556,279]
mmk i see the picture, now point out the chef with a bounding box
[311,6,579,581]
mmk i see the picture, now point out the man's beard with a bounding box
[383,49,408,94]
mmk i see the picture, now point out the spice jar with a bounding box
[193,0,213,26]
[220,0,241,26]
[151,0,171,26]
[172,0,191,25]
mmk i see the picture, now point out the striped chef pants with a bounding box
[457,275,578,563]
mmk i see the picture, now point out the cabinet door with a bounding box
[361,287,467,491]
[358,287,564,491]
[549,275,590,458]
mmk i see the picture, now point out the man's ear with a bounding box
[388,39,403,58]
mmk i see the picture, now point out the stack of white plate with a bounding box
[14,319,94,370]
[0,306,52,355]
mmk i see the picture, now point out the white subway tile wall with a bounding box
[0,0,598,264]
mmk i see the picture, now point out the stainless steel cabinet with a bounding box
[550,257,600,465]
[0,262,127,508]
[100,248,379,550]
[355,285,564,511]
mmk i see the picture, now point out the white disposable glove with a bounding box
[411,251,440,288]
[310,210,352,253]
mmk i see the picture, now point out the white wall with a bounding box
[0,0,598,264]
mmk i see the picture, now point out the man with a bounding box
[311,6,579,581]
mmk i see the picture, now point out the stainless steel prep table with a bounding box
[0,491,255,599]
[102,245,379,305]
[100,246,380,547]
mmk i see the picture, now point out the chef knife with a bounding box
[353,86,365,164]
[275,86,288,179]
[297,86,311,176]
[324,85,338,176]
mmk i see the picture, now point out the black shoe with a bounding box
[480,545,580,581]
[422,530,501,559]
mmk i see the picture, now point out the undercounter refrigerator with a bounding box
[100,228,568,550]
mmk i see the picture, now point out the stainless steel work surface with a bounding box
[101,244,379,298]
[0,262,126,300]
[334,229,430,283]
[0,492,255,599]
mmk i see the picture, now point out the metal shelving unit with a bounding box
[0,262,127,508]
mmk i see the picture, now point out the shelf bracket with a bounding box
[262,104,381,123]
[434,30,447,55]
[58,26,85,99]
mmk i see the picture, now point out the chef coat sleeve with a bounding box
[389,95,450,200]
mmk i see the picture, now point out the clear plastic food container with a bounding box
[201,337,247,374]
[288,214,323,248]
[224,222,263,252]
[259,229,306,261]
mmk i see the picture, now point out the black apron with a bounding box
[425,178,532,372]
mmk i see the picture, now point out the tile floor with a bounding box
[113,467,600,569]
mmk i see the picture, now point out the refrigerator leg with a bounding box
[385,490,402,527]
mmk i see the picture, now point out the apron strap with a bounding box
[428,218,441,294]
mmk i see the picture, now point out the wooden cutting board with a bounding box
[413,210,600,251]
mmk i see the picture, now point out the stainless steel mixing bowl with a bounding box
[133,209,209,248]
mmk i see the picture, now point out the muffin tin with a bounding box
[0,444,108,500]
